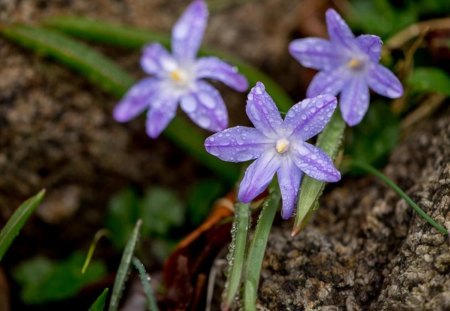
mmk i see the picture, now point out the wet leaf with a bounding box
[13,252,106,304]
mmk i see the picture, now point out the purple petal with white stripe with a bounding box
[306,67,349,98]
[145,94,179,138]
[277,159,302,219]
[196,57,248,91]
[325,9,355,48]
[246,82,283,137]
[113,78,159,122]
[140,43,177,76]
[172,0,208,61]
[204,126,271,162]
[284,94,337,141]
[356,35,382,62]
[292,142,341,182]
[238,150,280,203]
[289,38,344,71]
[181,81,228,132]
[367,63,403,98]
[340,78,370,126]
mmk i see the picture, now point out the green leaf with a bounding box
[409,67,450,96]
[0,25,240,183]
[132,257,159,311]
[243,187,280,311]
[140,188,184,236]
[187,180,225,225]
[13,252,107,304]
[42,16,294,112]
[109,219,142,311]
[0,190,45,261]
[345,103,400,168]
[293,112,345,235]
[88,288,109,311]
[105,189,140,250]
[222,203,250,310]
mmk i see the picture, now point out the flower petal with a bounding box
[180,81,228,132]
[195,57,248,91]
[292,142,341,182]
[113,78,160,122]
[246,82,283,137]
[285,94,337,141]
[367,63,403,98]
[289,38,344,71]
[145,94,179,138]
[172,0,208,61]
[140,43,177,76]
[340,78,370,126]
[205,126,271,162]
[306,67,349,98]
[325,9,355,48]
[356,34,382,62]
[238,150,280,203]
[277,158,302,220]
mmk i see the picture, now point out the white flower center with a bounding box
[347,58,364,70]
[275,138,290,154]
[169,69,190,86]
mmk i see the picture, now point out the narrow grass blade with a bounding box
[292,111,346,236]
[0,190,45,261]
[88,288,109,311]
[243,188,280,311]
[350,161,448,235]
[0,25,239,184]
[132,257,159,311]
[222,203,249,311]
[109,219,142,311]
[43,16,294,112]
[82,229,110,274]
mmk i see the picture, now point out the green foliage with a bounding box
[0,190,45,261]
[187,179,226,225]
[13,252,107,304]
[132,257,159,311]
[409,67,450,96]
[345,103,400,168]
[88,288,109,311]
[109,220,142,311]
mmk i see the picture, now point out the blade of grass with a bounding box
[222,203,250,311]
[243,187,280,311]
[42,16,294,112]
[350,161,448,235]
[132,257,159,311]
[0,25,239,184]
[292,111,346,236]
[109,219,142,311]
[88,288,109,311]
[82,229,110,274]
[0,190,45,261]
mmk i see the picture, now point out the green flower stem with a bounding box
[292,111,346,236]
[42,16,294,112]
[222,202,250,311]
[243,187,280,311]
[350,160,448,235]
[0,25,239,183]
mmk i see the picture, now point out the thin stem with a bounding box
[243,188,280,311]
[222,203,250,311]
[350,161,448,235]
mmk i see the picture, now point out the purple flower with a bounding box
[113,0,248,138]
[289,8,403,126]
[205,82,341,219]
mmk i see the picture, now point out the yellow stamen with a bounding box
[347,58,363,70]
[170,70,184,82]
[276,138,290,154]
